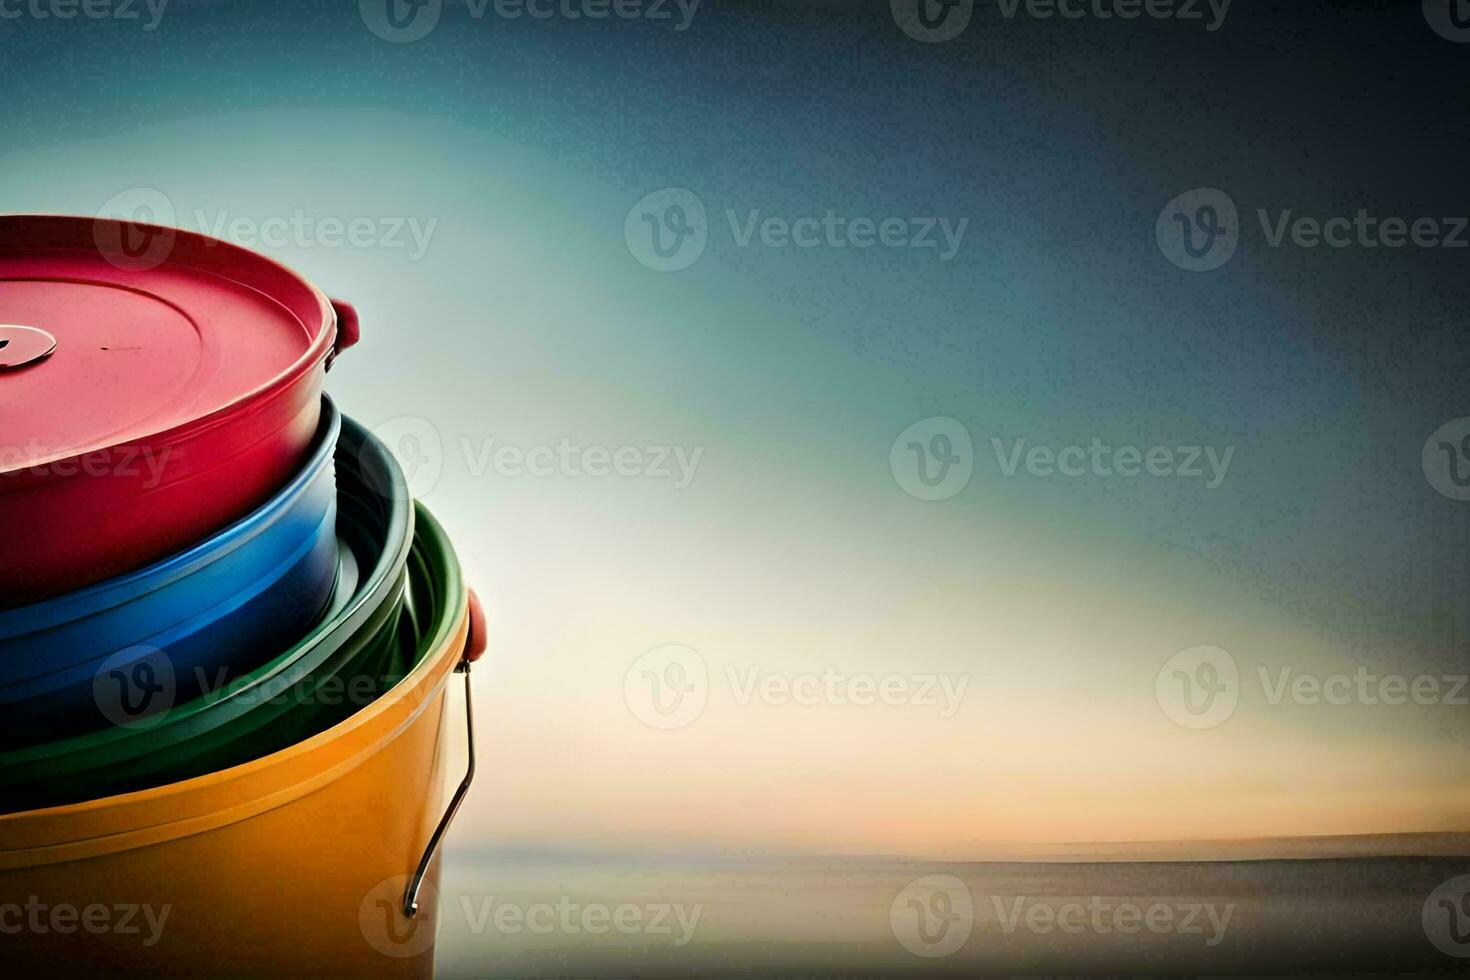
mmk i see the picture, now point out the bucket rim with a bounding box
[0,408,413,775]
[0,398,344,638]
[0,503,469,866]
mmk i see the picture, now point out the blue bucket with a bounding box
[0,398,343,748]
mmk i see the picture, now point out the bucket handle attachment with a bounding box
[327,299,361,371]
[404,589,488,919]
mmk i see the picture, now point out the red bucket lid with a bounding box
[0,214,344,470]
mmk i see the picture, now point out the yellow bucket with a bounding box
[0,505,484,978]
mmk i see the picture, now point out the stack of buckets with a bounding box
[0,215,483,976]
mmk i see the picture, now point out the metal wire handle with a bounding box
[402,590,486,917]
[403,660,476,919]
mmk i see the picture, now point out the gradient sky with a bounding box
[2,0,1467,855]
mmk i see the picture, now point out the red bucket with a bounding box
[0,214,359,608]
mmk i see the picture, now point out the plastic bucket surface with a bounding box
[0,503,476,978]
[0,413,415,810]
[0,214,360,608]
[0,399,344,749]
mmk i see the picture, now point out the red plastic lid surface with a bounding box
[0,215,338,469]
